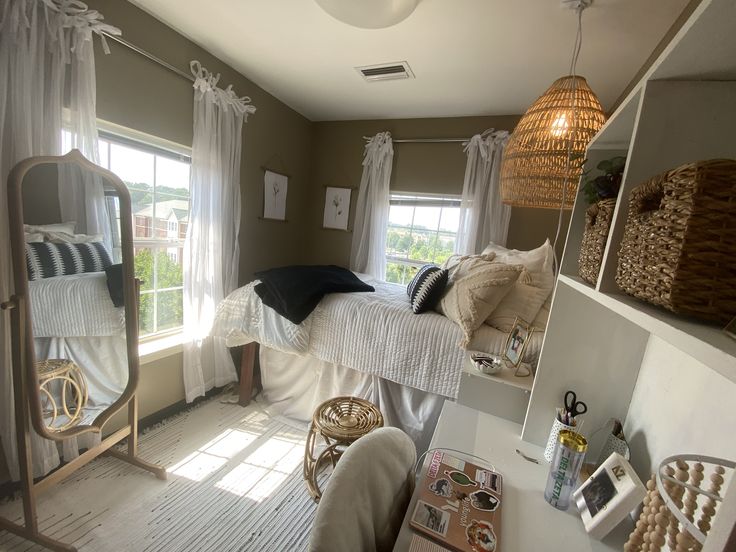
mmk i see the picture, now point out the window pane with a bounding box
[439,207,460,233]
[408,229,434,263]
[110,143,154,186]
[157,289,183,332]
[412,206,441,232]
[156,248,183,289]
[387,226,413,259]
[388,205,414,227]
[98,139,109,168]
[156,155,190,242]
[139,291,154,336]
[133,247,154,291]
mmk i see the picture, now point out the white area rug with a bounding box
[0,398,321,551]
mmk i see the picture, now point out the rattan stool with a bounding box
[37,359,89,432]
[303,396,383,502]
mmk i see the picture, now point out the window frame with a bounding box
[385,191,461,285]
[97,128,192,340]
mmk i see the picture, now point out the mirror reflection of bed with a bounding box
[22,161,129,432]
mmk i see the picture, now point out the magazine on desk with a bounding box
[409,451,503,552]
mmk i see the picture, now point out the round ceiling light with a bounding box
[314,0,419,29]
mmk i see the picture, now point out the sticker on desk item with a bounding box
[429,478,453,498]
[466,519,497,551]
[444,470,477,487]
[412,500,450,537]
[442,453,466,471]
[470,490,500,512]
[476,469,502,493]
[408,534,450,552]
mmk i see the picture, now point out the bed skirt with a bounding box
[257,346,447,455]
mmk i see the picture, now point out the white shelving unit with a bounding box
[522,0,736,480]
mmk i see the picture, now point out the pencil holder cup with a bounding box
[544,416,575,462]
[597,432,630,464]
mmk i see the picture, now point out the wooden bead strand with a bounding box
[696,465,725,540]
[625,475,657,552]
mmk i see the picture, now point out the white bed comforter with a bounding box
[29,272,125,338]
[213,276,542,399]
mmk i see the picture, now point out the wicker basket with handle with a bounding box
[615,159,736,323]
[578,198,616,285]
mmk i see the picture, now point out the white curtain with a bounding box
[455,130,511,255]
[0,0,119,480]
[349,132,393,280]
[183,61,256,403]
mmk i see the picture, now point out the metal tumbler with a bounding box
[544,429,587,510]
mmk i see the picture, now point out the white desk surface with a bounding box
[393,400,630,551]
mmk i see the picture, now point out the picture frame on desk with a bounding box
[503,317,535,376]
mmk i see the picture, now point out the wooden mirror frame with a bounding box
[7,149,140,441]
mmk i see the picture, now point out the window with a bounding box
[97,132,191,338]
[385,193,461,285]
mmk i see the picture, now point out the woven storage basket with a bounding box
[615,159,736,323]
[578,198,616,285]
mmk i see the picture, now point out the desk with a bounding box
[393,401,630,551]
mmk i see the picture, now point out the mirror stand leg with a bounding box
[104,395,167,480]
[0,300,78,551]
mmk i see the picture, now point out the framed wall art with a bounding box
[323,186,351,231]
[263,169,288,221]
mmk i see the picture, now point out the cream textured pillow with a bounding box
[441,252,495,281]
[532,296,552,330]
[484,240,555,332]
[436,257,522,347]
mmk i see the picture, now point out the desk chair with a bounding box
[309,427,417,552]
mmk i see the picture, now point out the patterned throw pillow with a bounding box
[407,265,449,314]
[26,242,112,280]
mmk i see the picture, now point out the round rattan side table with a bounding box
[303,396,383,502]
[37,359,89,432]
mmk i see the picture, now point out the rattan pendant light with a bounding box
[501,3,607,209]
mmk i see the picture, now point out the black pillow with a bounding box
[254,265,374,325]
[105,264,125,307]
[26,241,112,280]
[407,265,448,314]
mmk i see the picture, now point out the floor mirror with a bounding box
[0,150,166,552]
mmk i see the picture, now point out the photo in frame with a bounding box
[323,186,351,230]
[263,170,288,220]
[503,317,535,375]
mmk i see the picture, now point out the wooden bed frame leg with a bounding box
[238,342,258,407]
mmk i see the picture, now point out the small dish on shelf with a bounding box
[469,352,504,375]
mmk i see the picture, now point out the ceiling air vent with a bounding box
[356,61,414,82]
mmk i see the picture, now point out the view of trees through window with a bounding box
[99,134,191,336]
[385,194,461,285]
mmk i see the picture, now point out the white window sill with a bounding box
[139,332,185,365]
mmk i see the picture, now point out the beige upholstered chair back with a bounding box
[309,427,417,552]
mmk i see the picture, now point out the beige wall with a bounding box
[306,116,570,266]
[80,0,315,422]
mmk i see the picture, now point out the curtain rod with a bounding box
[102,31,195,83]
[363,136,469,144]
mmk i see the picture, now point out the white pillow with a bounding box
[24,232,45,243]
[48,232,104,244]
[484,240,555,332]
[24,221,76,235]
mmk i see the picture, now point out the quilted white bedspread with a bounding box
[29,272,125,338]
[212,277,542,399]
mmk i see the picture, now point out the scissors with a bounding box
[564,390,588,420]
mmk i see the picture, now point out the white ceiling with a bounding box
[129,0,692,122]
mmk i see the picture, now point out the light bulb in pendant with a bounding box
[550,113,569,137]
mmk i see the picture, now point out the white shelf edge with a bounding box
[558,274,736,383]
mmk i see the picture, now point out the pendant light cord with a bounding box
[552,5,585,273]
